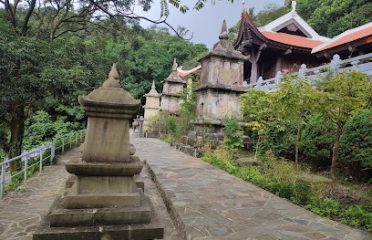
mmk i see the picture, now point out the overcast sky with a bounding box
[138,0,285,48]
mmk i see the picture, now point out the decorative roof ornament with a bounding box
[291,1,297,12]
[202,20,249,62]
[145,80,161,97]
[103,63,121,88]
[172,58,178,71]
[164,58,186,83]
[219,20,229,40]
[242,0,247,11]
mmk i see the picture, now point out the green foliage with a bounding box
[306,198,341,218]
[297,0,372,37]
[341,205,372,231]
[166,115,177,134]
[223,116,243,152]
[254,4,290,26]
[339,109,372,168]
[23,111,55,149]
[231,1,372,39]
[23,111,81,150]
[241,72,371,178]
[301,115,336,165]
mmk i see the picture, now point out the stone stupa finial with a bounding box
[219,20,228,40]
[242,0,246,11]
[172,58,178,71]
[151,80,156,89]
[291,1,297,12]
[103,63,121,88]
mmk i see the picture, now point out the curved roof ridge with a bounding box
[177,65,201,77]
[312,22,372,53]
[259,10,329,41]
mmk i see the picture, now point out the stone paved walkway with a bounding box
[0,147,181,240]
[0,149,75,240]
[132,136,371,240]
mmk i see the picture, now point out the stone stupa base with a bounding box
[33,218,163,240]
[33,181,163,240]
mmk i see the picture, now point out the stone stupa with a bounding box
[33,64,164,240]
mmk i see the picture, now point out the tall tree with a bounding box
[272,76,315,164]
[317,71,371,178]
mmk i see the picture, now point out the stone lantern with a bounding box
[33,64,164,240]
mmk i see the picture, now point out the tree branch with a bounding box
[21,0,37,35]
[87,0,192,40]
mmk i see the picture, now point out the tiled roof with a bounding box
[261,31,324,49]
[312,22,372,53]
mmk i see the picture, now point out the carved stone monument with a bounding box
[194,20,248,131]
[33,64,164,240]
[160,58,186,114]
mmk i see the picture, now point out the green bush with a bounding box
[339,109,372,169]
[23,111,55,149]
[306,198,341,218]
[341,205,372,231]
[223,116,243,152]
[300,115,335,166]
[23,111,81,150]
[236,167,264,184]
[259,119,296,159]
[165,115,177,134]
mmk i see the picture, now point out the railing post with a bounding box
[330,54,341,74]
[51,139,55,165]
[1,161,5,198]
[62,137,65,153]
[69,132,72,149]
[275,71,282,84]
[299,64,307,78]
[24,155,29,182]
[39,149,43,173]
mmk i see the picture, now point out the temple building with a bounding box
[143,80,161,129]
[234,1,372,84]
[234,2,328,83]
[160,58,187,114]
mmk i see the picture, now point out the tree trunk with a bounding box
[331,122,343,179]
[8,107,25,174]
[295,124,301,164]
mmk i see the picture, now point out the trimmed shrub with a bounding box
[339,109,372,169]
[300,115,335,166]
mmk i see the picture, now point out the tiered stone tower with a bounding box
[33,64,163,240]
[194,20,248,131]
[161,58,186,114]
[143,80,161,129]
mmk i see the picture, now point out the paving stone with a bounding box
[132,136,372,240]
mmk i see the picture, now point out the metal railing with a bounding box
[249,53,372,91]
[0,130,85,198]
